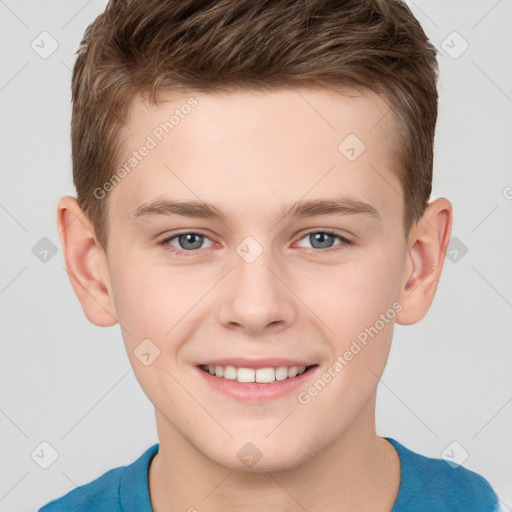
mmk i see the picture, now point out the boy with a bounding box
[40,0,501,510]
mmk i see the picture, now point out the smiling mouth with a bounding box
[199,364,317,383]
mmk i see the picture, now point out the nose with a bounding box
[216,245,298,337]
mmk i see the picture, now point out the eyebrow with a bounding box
[131,196,380,223]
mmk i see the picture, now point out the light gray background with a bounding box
[1,1,511,511]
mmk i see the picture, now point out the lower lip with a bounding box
[195,365,319,402]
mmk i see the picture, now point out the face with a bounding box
[103,87,409,471]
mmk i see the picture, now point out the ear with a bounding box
[56,196,118,327]
[395,197,453,325]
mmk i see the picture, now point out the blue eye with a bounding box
[295,230,354,254]
[159,230,353,257]
[174,233,207,250]
[160,231,214,256]
[298,232,344,250]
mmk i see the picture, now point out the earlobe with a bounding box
[396,198,453,326]
[56,196,118,327]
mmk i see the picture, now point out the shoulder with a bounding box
[38,465,126,512]
[386,437,500,512]
[38,444,159,512]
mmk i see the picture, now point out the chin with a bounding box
[201,438,314,473]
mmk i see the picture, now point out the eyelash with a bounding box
[158,229,354,257]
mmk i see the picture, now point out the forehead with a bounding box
[109,87,403,228]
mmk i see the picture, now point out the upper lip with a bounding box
[196,358,317,369]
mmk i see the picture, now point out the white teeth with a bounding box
[275,366,289,381]
[288,366,298,378]
[223,365,237,380]
[237,367,255,383]
[255,367,275,383]
[201,364,310,383]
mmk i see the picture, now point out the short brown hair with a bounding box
[71,0,439,249]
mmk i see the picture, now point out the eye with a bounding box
[295,230,353,253]
[159,229,353,257]
[159,231,214,256]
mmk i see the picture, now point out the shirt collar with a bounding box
[119,443,159,512]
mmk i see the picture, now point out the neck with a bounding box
[148,395,400,512]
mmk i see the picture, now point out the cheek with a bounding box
[302,249,403,380]
[108,258,203,405]
[311,254,401,330]
[108,254,201,342]
[306,267,399,413]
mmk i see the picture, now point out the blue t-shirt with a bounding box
[39,437,500,512]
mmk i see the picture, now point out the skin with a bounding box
[57,87,452,511]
